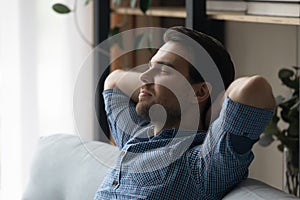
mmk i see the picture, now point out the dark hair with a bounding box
[163,26,235,95]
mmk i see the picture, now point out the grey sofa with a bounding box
[22,134,298,200]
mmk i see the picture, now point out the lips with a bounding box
[138,88,153,99]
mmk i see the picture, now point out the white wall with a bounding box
[226,22,299,189]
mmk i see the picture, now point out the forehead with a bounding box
[150,41,190,70]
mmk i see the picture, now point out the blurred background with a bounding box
[0,0,299,199]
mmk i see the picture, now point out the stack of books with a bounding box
[206,0,248,12]
[246,0,300,17]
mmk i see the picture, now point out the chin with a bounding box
[136,103,150,119]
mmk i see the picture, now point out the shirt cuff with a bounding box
[102,88,126,113]
[220,97,274,140]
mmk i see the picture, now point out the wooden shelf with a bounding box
[113,7,300,26]
[113,7,186,18]
[208,11,300,26]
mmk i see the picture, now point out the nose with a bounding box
[139,68,155,84]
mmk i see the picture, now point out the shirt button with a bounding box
[121,150,126,156]
[112,180,118,186]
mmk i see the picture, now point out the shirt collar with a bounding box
[152,128,206,141]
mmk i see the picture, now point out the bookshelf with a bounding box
[113,7,300,26]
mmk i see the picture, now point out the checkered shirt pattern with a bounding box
[94,89,274,200]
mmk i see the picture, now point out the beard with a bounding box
[136,101,151,121]
[136,101,181,129]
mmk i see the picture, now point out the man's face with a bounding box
[136,41,194,128]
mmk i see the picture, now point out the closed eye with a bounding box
[160,66,171,74]
[148,61,175,75]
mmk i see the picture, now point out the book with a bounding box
[247,0,299,2]
[246,1,300,17]
[207,0,248,12]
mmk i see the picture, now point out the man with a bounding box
[94,26,275,199]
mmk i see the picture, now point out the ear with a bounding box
[190,82,211,104]
[204,90,225,129]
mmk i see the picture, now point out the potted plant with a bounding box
[259,66,299,197]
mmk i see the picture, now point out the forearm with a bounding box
[103,89,149,148]
[104,69,143,102]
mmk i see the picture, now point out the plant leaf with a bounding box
[279,68,294,80]
[140,0,152,14]
[112,0,121,6]
[278,68,299,89]
[52,3,72,14]
[287,108,299,137]
[279,95,299,123]
[85,0,93,5]
[130,0,137,8]
[275,95,285,105]
[264,119,280,135]
[277,143,284,152]
[147,34,155,53]
[292,65,300,72]
[260,112,280,147]
[134,33,145,50]
[109,27,120,36]
[290,99,299,110]
[280,108,291,123]
[259,133,275,146]
[109,27,123,49]
[279,95,298,110]
[281,78,299,90]
[284,136,299,151]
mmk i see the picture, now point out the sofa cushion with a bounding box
[22,134,119,200]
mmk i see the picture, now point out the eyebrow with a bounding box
[149,61,175,68]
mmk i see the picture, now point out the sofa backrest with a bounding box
[22,134,298,200]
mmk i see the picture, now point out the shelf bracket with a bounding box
[185,0,225,44]
[93,0,111,142]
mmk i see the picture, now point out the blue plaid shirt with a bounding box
[95,88,273,200]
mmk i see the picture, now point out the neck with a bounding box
[153,110,204,136]
[152,120,178,136]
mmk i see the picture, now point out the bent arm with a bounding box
[205,75,275,128]
[104,69,143,102]
[189,75,276,197]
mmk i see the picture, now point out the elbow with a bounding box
[229,75,276,110]
[246,75,276,109]
[104,69,123,90]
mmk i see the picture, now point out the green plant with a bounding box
[52,0,152,47]
[52,0,93,46]
[259,66,299,196]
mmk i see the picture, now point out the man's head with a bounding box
[136,26,235,131]
[163,26,235,94]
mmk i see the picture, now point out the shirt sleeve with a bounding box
[220,97,274,140]
[187,97,274,198]
[103,88,150,149]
